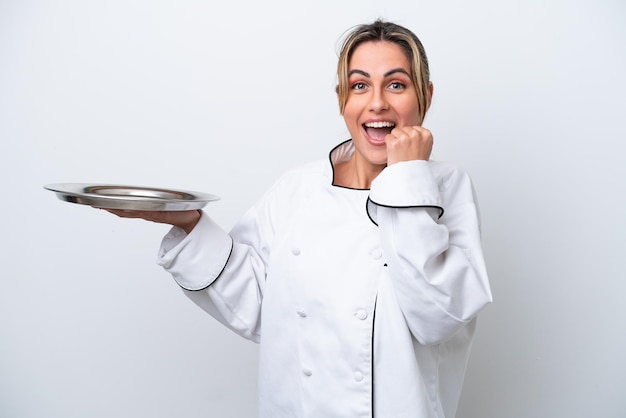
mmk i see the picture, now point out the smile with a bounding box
[364,121,395,129]
[363,121,395,142]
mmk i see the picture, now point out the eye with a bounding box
[388,81,406,91]
[351,82,367,91]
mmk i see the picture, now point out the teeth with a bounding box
[365,121,395,128]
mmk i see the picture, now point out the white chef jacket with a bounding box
[157,140,492,418]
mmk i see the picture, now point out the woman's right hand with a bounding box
[101,208,201,234]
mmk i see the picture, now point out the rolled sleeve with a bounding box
[157,212,233,291]
[367,161,443,224]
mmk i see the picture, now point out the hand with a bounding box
[101,208,201,234]
[385,125,433,165]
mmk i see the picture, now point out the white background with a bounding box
[1,0,625,417]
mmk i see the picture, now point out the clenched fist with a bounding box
[385,125,433,165]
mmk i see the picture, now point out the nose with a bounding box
[369,88,389,113]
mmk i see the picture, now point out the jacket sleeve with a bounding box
[156,205,272,343]
[367,160,492,345]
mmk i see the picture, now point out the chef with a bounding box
[106,19,492,418]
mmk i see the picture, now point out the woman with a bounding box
[108,19,492,418]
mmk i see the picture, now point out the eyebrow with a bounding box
[348,68,411,78]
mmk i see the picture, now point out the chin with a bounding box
[367,150,388,167]
[368,158,388,168]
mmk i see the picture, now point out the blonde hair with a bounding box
[336,20,431,124]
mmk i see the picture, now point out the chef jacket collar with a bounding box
[328,139,371,191]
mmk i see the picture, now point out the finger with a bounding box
[412,125,433,138]
[100,208,151,219]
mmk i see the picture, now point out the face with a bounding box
[342,41,421,168]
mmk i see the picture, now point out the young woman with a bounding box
[107,19,492,418]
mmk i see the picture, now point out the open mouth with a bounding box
[364,121,395,142]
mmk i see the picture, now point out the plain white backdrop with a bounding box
[1,0,625,417]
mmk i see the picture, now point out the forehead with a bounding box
[349,41,410,72]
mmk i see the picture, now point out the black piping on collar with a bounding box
[329,138,375,191]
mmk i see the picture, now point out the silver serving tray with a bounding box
[44,183,220,211]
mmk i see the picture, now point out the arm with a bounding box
[103,197,273,342]
[155,209,269,343]
[368,161,492,345]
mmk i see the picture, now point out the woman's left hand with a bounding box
[385,125,433,165]
[101,208,201,234]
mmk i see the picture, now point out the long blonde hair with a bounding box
[336,20,431,124]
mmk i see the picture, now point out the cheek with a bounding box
[395,100,421,126]
[342,103,360,128]
[342,115,361,139]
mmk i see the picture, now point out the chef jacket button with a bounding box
[292,247,301,256]
[370,249,382,260]
[297,309,307,318]
[303,368,312,376]
[353,371,364,382]
[355,310,368,320]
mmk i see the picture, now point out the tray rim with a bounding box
[44,182,220,211]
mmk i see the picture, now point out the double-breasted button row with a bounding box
[298,308,367,320]
[301,368,366,382]
[293,246,381,260]
[293,246,383,271]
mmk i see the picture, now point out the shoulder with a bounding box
[267,159,329,193]
[429,160,473,188]
[428,160,480,208]
[429,160,468,178]
[249,159,329,214]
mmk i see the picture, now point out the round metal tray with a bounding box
[44,183,220,211]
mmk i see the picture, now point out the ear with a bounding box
[335,85,343,115]
[426,81,434,110]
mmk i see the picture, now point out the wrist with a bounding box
[179,210,201,234]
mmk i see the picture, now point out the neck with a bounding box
[333,154,385,189]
